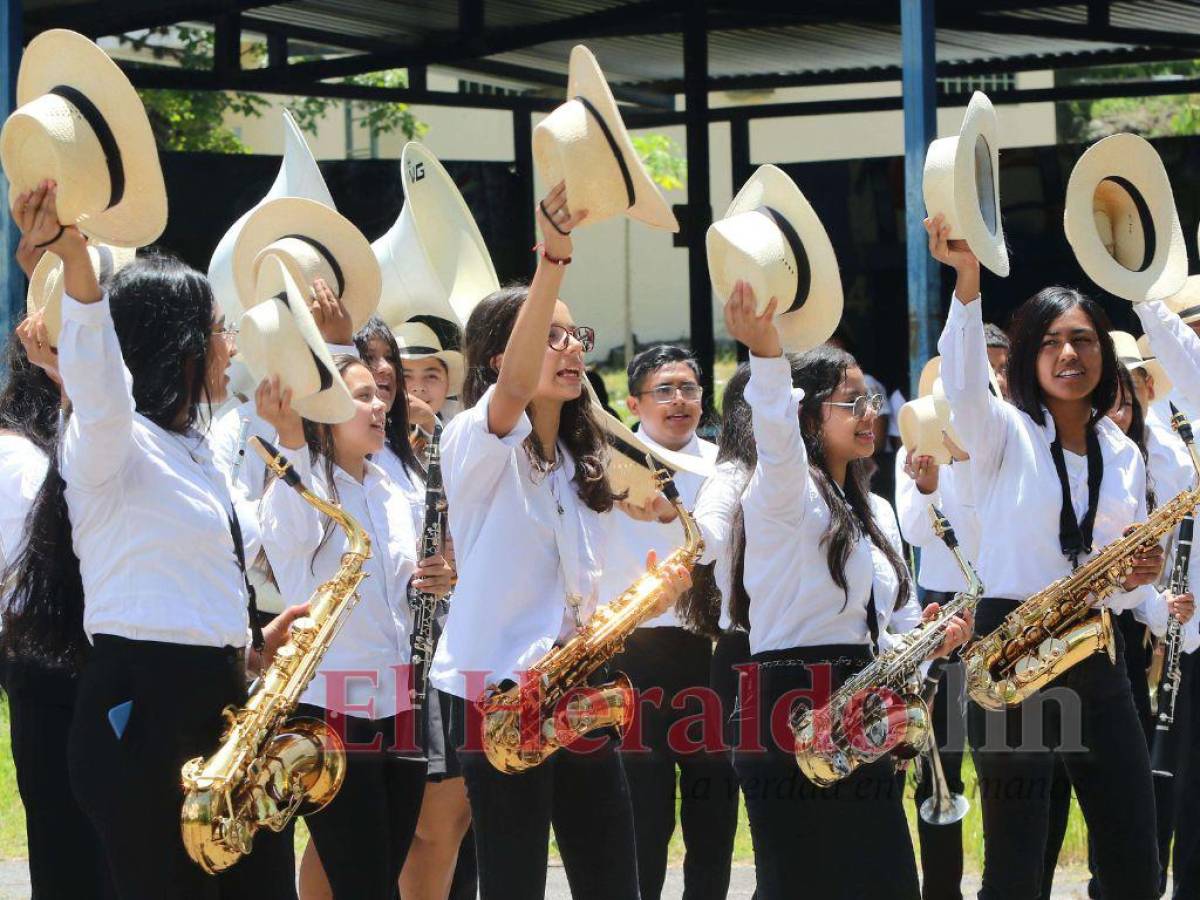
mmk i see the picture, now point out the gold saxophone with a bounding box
[180,437,371,873]
[964,409,1200,710]
[480,474,703,773]
[793,505,984,786]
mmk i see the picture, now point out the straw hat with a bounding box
[919,355,1002,400]
[583,378,713,505]
[1064,133,1187,303]
[533,45,678,232]
[394,321,465,397]
[1162,274,1200,326]
[707,165,843,354]
[1109,330,1175,400]
[899,396,955,466]
[208,109,335,321]
[27,242,135,344]
[922,91,1009,277]
[233,197,381,333]
[236,257,355,424]
[373,142,499,328]
[0,29,166,248]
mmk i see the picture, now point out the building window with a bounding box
[937,73,1016,96]
[457,79,522,97]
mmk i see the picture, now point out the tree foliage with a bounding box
[632,133,687,190]
[119,26,426,153]
[1058,60,1200,142]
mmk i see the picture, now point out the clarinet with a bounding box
[1151,405,1196,779]
[1151,512,1192,778]
[408,420,445,743]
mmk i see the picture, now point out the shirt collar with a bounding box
[637,428,700,459]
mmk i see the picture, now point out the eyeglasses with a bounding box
[637,382,704,404]
[548,324,595,353]
[212,325,238,343]
[823,393,884,419]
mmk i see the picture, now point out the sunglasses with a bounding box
[548,324,595,353]
[823,393,884,419]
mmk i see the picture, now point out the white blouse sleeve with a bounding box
[937,297,1011,478]
[58,293,137,490]
[440,385,533,512]
[693,462,747,568]
[742,353,810,527]
[259,446,325,565]
[1136,300,1200,414]
[895,462,944,549]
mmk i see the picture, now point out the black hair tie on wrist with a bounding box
[33,225,65,249]
[539,199,571,237]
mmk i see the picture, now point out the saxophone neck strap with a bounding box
[1048,427,1104,569]
[228,507,264,652]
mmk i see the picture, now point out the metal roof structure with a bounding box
[7,0,1200,393]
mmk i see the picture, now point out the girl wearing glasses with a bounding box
[426,182,692,899]
[722,282,969,900]
[928,214,1164,900]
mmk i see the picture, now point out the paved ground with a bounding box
[0,858,1135,899]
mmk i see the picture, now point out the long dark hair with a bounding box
[354,316,421,478]
[2,253,216,668]
[462,284,619,514]
[0,330,61,453]
[1006,286,1118,429]
[1114,361,1155,511]
[728,348,911,631]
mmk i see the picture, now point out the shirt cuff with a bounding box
[946,294,983,327]
[61,290,112,327]
[327,341,360,358]
[745,353,803,417]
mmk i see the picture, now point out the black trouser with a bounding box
[449,692,641,900]
[913,590,968,900]
[3,655,114,899]
[1167,651,1200,898]
[968,599,1160,900]
[68,634,296,900]
[731,644,921,900]
[295,704,428,899]
[614,626,739,900]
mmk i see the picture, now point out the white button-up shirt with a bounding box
[260,446,419,718]
[895,454,981,594]
[58,293,251,648]
[598,432,717,629]
[938,297,1151,611]
[430,385,605,700]
[693,459,751,631]
[740,354,911,656]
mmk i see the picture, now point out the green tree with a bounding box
[1057,60,1200,142]
[120,26,425,152]
[632,133,687,190]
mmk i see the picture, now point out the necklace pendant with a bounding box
[566,592,584,630]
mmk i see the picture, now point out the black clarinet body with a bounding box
[1151,513,1192,778]
[409,421,445,736]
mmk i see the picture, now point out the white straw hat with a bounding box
[922,91,1008,277]
[1110,330,1175,400]
[583,378,713,505]
[707,165,843,354]
[899,396,955,466]
[919,355,1002,400]
[1163,274,1200,326]
[208,109,335,321]
[233,197,381,333]
[0,29,167,248]
[533,45,678,233]
[1064,133,1187,303]
[394,321,465,397]
[236,257,355,424]
[373,142,499,328]
[27,242,135,345]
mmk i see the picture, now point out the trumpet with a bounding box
[916,659,969,826]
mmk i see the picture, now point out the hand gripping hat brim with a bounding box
[1064,133,1187,303]
[234,197,381,333]
[533,45,678,233]
[899,396,953,467]
[374,141,500,328]
[28,242,135,345]
[707,164,843,354]
[237,258,355,425]
[922,91,1008,277]
[1,29,166,248]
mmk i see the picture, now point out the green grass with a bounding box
[0,700,1091,873]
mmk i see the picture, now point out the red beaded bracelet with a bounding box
[532,242,571,266]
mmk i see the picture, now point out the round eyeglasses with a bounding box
[548,324,595,353]
[823,393,884,419]
[637,383,704,404]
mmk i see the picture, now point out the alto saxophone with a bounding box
[793,505,983,786]
[964,409,1200,710]
[180,437,371,874]
[479,473,703,774]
